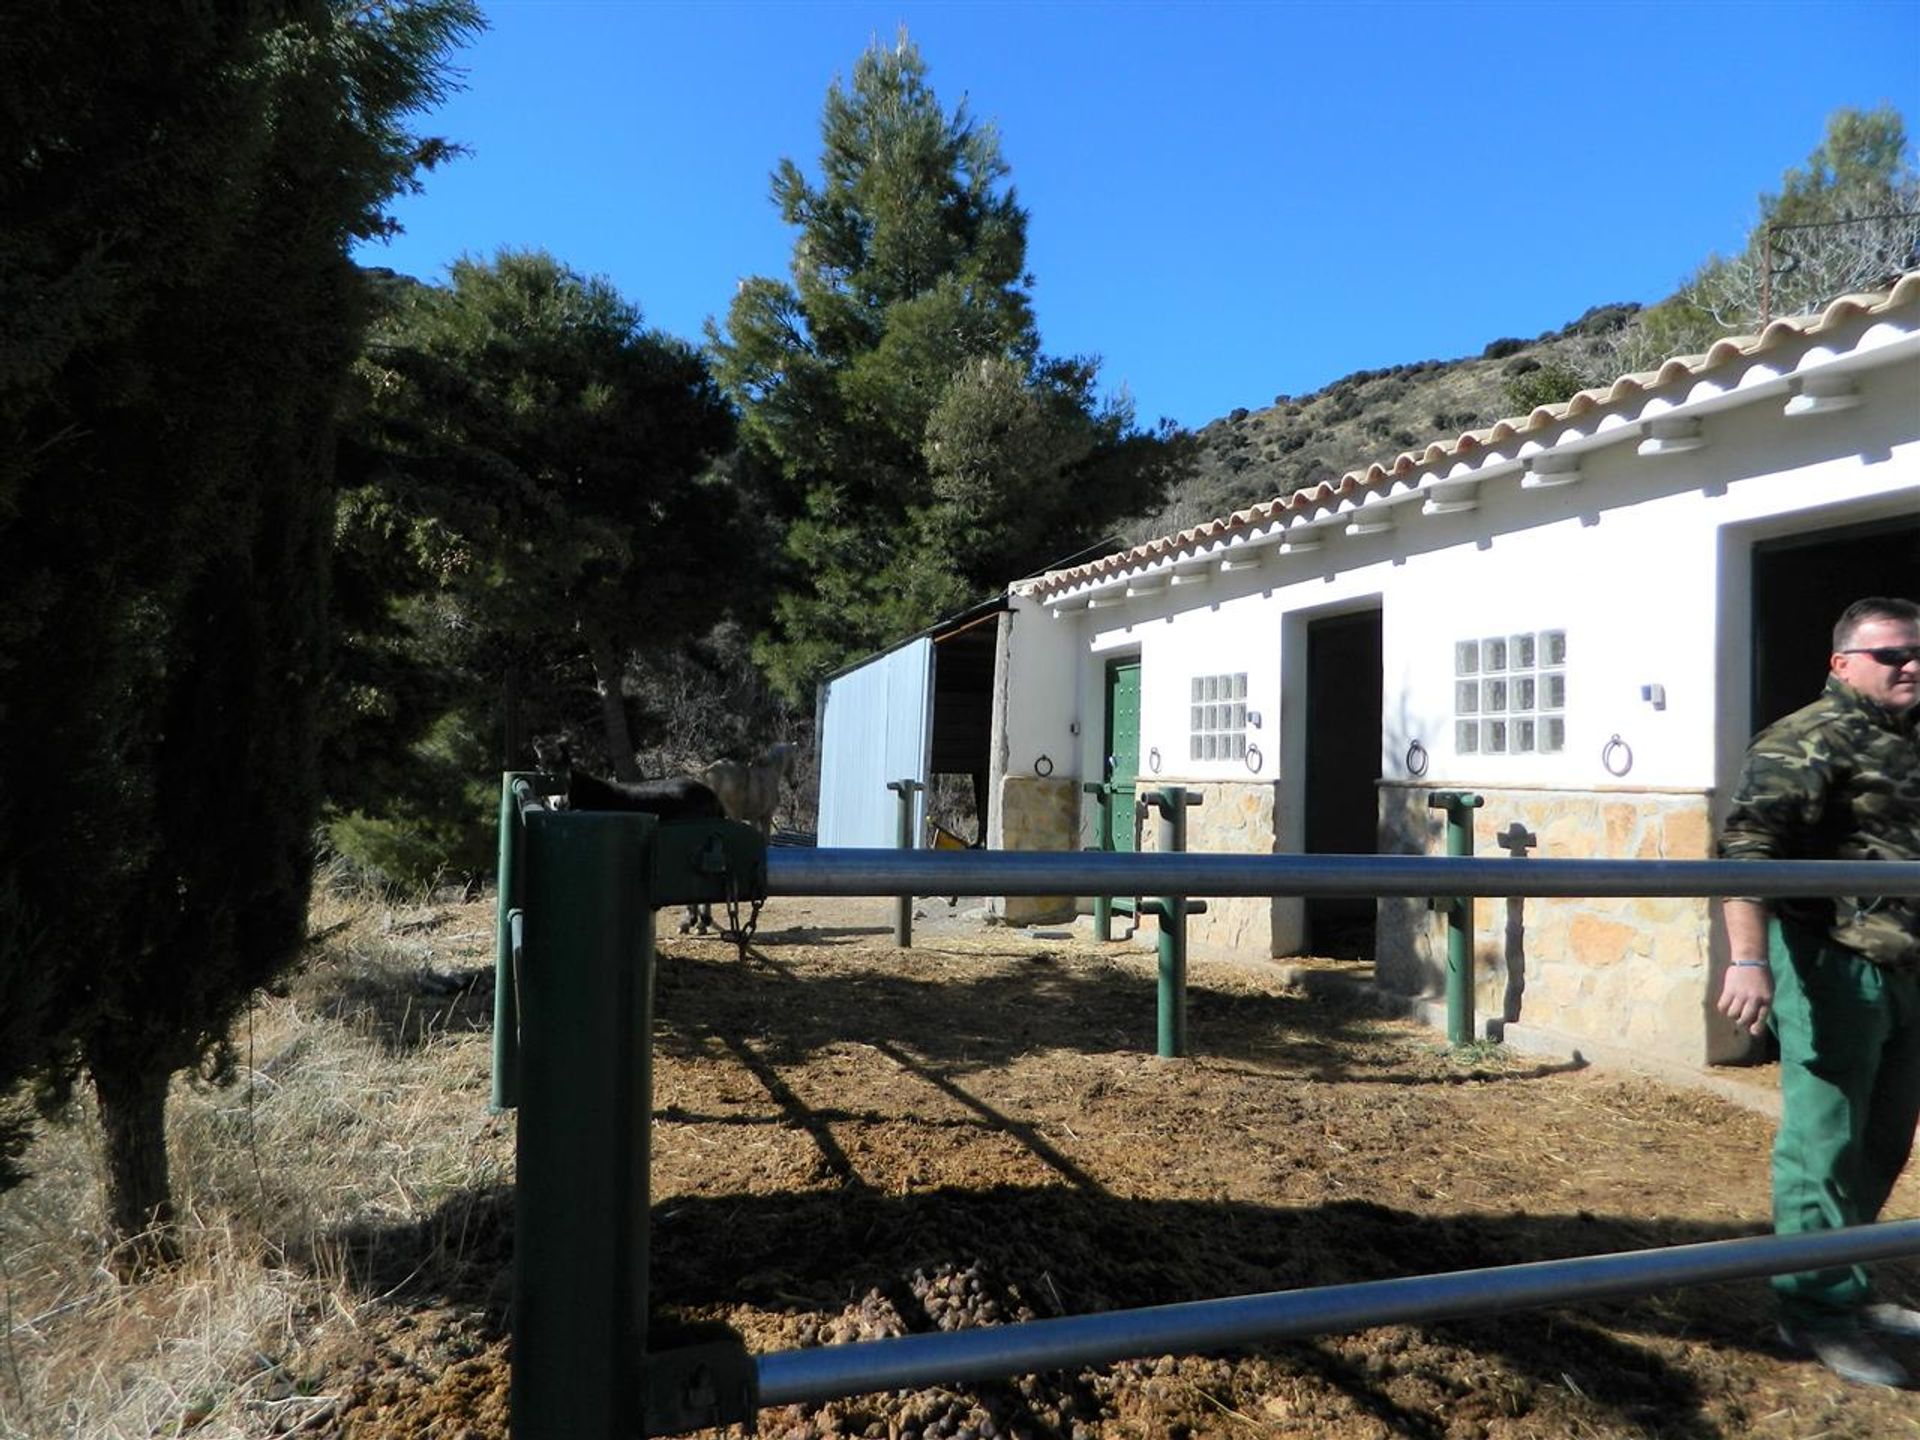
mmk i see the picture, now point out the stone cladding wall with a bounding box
[996,774,1079,923]
[1168,781,1281,959]
[1376,782,1720,1065]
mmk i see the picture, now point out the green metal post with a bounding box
[888,779,923,947]
[1427,791,1485,1047]
[1158,786,1188,1058]
[1144,787,1207,1059]
[492,772,533,1114]
[1135,895,1187,1056]
[513,807,656,1440]
[1082,781,1114,941]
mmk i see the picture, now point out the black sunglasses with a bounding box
[1841,645,1920,667]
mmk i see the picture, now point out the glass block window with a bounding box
[1452,630,1566,755]
[1190,672,1249,762]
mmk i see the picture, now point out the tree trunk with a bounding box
[501,661,523,771]
[586,628,639,781]
[89,1050,181,1275]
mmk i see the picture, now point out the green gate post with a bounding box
[1141,787,1207,1059]
[513,806,657,1440]
[1082,781,1115,941]
[887,779,924,948]
[493,773,535,1114]
[495,771,561,1112]
[1427,791,1485,1047]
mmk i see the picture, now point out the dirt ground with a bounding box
[319,894,1920,1440]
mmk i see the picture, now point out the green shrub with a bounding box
[1503,361,1589,414]
[323,711,497,891]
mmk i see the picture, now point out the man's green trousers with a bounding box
[1769,919,1920,1327]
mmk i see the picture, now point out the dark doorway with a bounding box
[1751,515,1920,732]
[1304,609,1383,956]
[928,614,998,844]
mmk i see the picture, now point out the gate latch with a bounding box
[649,818,768,907]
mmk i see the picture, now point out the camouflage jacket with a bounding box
[1719,675,1920,967]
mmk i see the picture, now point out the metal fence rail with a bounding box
[767,847,1920,900]
[496,776,1920,1439]
[756,1219,1920,1407]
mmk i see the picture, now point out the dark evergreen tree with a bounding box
[333,249,742,823]
[0,0,479,1262]
[709,33,1188,700]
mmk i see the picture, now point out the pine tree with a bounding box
[710,33,1187,700]
[1617,106,1920,371]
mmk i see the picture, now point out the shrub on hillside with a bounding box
[1503,361,1590,415]
[1574,302,1641,335]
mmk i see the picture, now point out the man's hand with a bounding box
[1718,964,1774,1036]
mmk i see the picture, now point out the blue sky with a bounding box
[360,0,1920,431]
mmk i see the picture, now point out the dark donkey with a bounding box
[563,770,733,936]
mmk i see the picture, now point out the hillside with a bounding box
[1133,301,1644,542]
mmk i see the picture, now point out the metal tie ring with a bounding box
[1602,734,1633,777]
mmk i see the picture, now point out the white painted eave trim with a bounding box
[1034,319,1919,607]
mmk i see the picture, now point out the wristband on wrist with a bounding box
[1730,960,1770,970]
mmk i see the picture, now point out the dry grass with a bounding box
[0,883,509,1439]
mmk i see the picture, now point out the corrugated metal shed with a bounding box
[816,637,932,849]
[814,597,1007,849]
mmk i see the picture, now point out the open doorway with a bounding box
[1304,608,1383,957]
[1751,515,1920,732]
[926,612,999,845]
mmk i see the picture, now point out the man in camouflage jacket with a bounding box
[1718,595,1920,1387]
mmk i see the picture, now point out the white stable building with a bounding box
[978,276,1920,1070]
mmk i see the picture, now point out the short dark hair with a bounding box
[1834,596,1920,651]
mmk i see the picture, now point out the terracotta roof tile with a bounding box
[1028,273,1920,598]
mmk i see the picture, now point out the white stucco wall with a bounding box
[995,309,1918,1064]
[998,592,1080,789]
[1019,341,1919,822]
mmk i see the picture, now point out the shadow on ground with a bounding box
[653,941,1571,1089]
[306,1173,1920,1440]
[294,916,1920,1438]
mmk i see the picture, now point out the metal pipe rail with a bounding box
[495,776,1920,1440]
[755,1220,1920,1408]
[768,848,1920,900]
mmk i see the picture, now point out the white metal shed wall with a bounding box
[816,638,933,848]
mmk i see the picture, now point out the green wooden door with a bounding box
[1102,659,1141,855]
